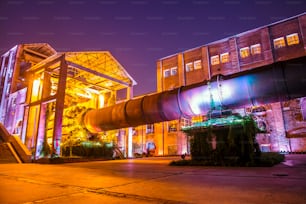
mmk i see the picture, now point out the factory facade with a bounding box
[1,13,306,161]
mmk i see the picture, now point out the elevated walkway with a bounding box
[0,123,31,163]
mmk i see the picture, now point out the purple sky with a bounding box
[0,0,305,96]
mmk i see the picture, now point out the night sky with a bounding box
[0,0,305,96]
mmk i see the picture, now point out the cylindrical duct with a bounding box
[84,58,306,133]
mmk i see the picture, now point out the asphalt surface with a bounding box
[0,154,306,204]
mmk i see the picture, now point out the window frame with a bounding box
[180,117,191,127]
[210,55,220,65]
[193,60,202,70]
[170,66,178,76]
[286,33,299,46]
[146,124,154,134]
[185,62,193,72]
[220,52,230,63]
[250,44,261,55]
[273,37,286,49]
[163,69,170,78]
[168,121,178,132]
[239,47,250,58]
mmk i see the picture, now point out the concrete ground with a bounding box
[0,154,306,204]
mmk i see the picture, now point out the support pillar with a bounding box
[51,55,67,156]
[127,86,133,158]
[270,102,289,152]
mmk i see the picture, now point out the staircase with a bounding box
[0,143,21,163]
[0,123,31,163]
[113,146,125,159]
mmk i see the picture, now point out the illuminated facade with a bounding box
[1,13,306,161]
[0,44,136,159]
[131,13,306,156]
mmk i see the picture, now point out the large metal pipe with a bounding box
[84,57,306,133]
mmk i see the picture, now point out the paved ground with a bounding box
[0,154,306,204]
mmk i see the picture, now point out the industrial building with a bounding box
[0,43,136,160]
[130,13,306,156]
[1,13,306,162]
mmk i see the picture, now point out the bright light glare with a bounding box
[32,79,41,96]
[76,92,92,99]
[188,82,232,115]
[219,84,232,101]
[99,95,104,108]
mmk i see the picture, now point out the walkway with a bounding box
[0,154,305,203]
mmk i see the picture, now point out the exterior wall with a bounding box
[290,138,306,152]
[208,38,240,77]
[160,54,181,91]
[269,18,305,62]
[184,47,209,85]
[155,54,189,156]
[269,102,289,152]
[254,99,306,153]
[299,14,306,50]
[236,27,273,71]
[156,60,163,92]
[282,98,306,152]
[150,13,306,156]
[0,46,18,124]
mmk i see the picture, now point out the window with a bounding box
[250,44,261,55]
[286,33,299,46]
[191,115,205,124]
[168,121,177,132]
[273,37,286,49]
[220,52,229,63]
[170,67,177,76]
[185,62,193,72]
[164,69,170,78]
[194,60,202,70]
[132,127,137,136]
[180,117,191,127]
[211,55,220,65]
[146,124,154,134]
[240,47,250,58]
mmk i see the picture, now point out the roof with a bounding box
[1,43,56,59]
[21,43,56,58]
[28,51,137,92]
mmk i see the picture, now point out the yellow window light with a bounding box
[99,94,105,108]
[286,33,299,46]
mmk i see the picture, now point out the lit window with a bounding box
[250,44,261,55]
[286,33,299,46]
[240,47,250,58]
[191,115,204,124]
[164,69,170,78]
[194,60,202,70]
[132,127,138,136]
[185,62,193,72]
[220,52,229,63]
[170,67,177,76]
[180,117,191,127]
[168,121,177,132]
[98,95,104,108]
[31,77,43,102]
[211,55,220,65]
[146,124,154,134]
[273,37,286,49]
